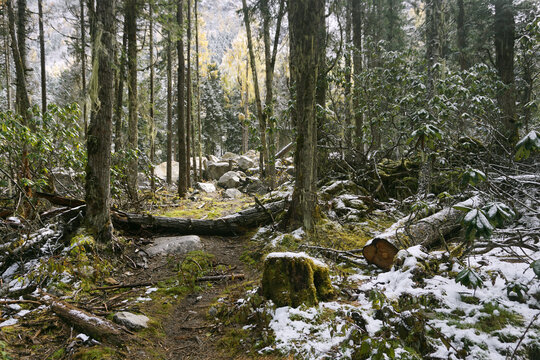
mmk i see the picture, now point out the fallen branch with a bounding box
[196,274,245,282]
[300,245,365,267]
[0,299,42,306]
[42,294,131,345]
[92,282,156,292]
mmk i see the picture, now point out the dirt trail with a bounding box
[160,235,255,360]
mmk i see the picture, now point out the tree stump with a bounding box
[262,252,334,307]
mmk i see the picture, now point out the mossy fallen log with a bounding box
[262,252,334,307]
[112,200,288,235]
[362,196,481,271]
[36,191,288,236]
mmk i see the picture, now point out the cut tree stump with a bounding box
[362,196,481,270]
[262,252,334,307]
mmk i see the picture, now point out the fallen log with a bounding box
[362,196,481,270]
[36,192,85,208]
[112,199,288,236]
[275,142,294,159]
[42,294,131,345]
[196,273,245,282]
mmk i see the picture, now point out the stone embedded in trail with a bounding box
[206,162,231,180]
[145,235,202,256]
[224,188,243,199]
[197,182,216,193]
[218,171,242,189]
[113,312,150,331]
[262,252,334,308]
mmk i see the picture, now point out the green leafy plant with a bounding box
[531,260,540,278]
[461,208,493,240]
[461,167,486,186]
[506,282,529,302]
[455,267,484,290]
[482,202,516,228]
[515,130,540,160]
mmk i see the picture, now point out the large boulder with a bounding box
[197,182,216,193]
[221,152,239,161]
[224,188,243,199]
[218,171,242,189]
[237,155,255,171]
[206,162,231,180]
[154,161,179,183]
[145,235,202,256]
[207,155,220,163]
[113,312,150,331]
[262,252,334,308]
[244,177,267,195]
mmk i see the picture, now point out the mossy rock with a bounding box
[261,252,334,307]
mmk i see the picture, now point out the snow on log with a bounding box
[362,196,482,271]
[112,200,288,235]
[43,294,130,345]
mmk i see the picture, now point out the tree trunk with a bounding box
[80,0,88,137]
[177,0,188,197]
[3,10,11,110]
[456,0,467,70]
[362,196,481,270]
[113,24,127,153]
[187,0,193,185]
[126,0,138,202]
[149,1,156,191]
[195,0,203,180]
[113,200,288,236]
[167,30,173,184]
[283,0,325,231]
[38,0,46,114]
[242,56,250,154]
[241,0,268,177]
[344,0,352,151]
[494,0,518,147]
[352,0,363,159]
[261,0,285,188]
[7,0,32,216]
[85,0,115,243]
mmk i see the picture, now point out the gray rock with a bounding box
[221,152,239,161]
[207,162,231,180]
[246,178,267,195]
[145,235,202,256]
[113,312,150,331]
[208,155,220,163]
[237,155,255,171]
[218,171,241,189]
[224,188,243,199]
[154,161,179,183]
[197,182,216,193]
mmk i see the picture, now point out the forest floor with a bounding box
[1,181,539,360]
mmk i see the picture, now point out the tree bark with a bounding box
[187,0,193,185]
[177,0,188,197]
[352,0,363,159]
[494,0,518,147]
[167,30,173,184]
[195,0,203,180]
[149,1,156,191]
[283,0,325,231]
[456,0,467,70]
[85,0,115,243]
[3,10,11,110]
[126,0,138,202]
[362,196,481,270]
[38,0,46,113]
[80,0,88,137]
[114,22,127,152]
[241,0,268,177]
[344,0,352,151]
